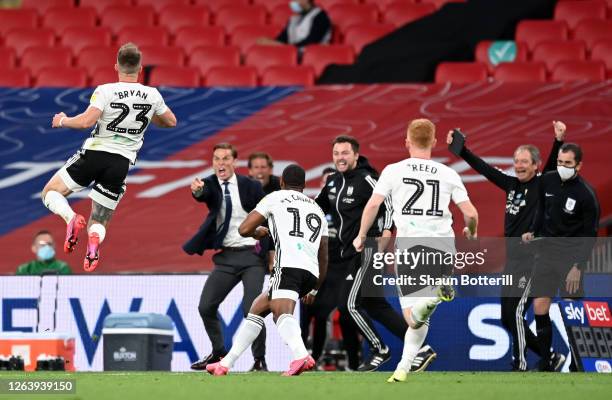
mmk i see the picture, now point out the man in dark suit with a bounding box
[183,143,268,371]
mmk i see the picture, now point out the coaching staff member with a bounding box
[248,152,281,195]
[523,143,600,371]
[447,121,565,371]
[183,143,268,371]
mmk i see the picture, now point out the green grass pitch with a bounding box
[0,371,610,400]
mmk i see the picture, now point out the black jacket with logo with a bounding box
[315,156,393,260]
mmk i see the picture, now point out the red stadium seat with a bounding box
[0,68,31,87]
[77,46,117,76]
[318,0,360,9]
[42,7,97,34]
[175,26,226,53]
[100,6,155,35]
[532,41,586,72]
[117,27,170,47]
[515,20,569,52]
[134,0,190,13]
[261,66,315,86]
[573,19,612,49]
[328,4,379,33]
[253,0,289,13]
[192,0,250,13]
[551,60,606,82]
[188,46,240,76]
[493,62,547,83]
[214,5,268,33]
[61,27,113,54]
[0,48,17,68]
[149,66,200,87]
[590,40,612,70]
[383,3,436,27]
[423,0,466,9]
[204,66,258,87]
[21,46,73,76]
[22,0,75,15]
[0,9,38,36]
[230,25,283,53]
[554,0,606,30]
[475,41,528,73]
[139,46,185,67]
[343,24,394,54]
[269,4,293,28]
[79,0,132,15]
[35,66,88,88]
[245,45,297,75]
[4,28,55,57]
[435,62,488,84]
[158,5,210,35]
[89,67,118,87]
[302,44,355,77]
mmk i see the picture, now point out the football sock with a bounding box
[88,223,106,243]
[535,314,553,362]
[411,297,440,327]
[220,314,264,368]
[43,191,75,224]
[397,322,429,373]
[276,314,309,360]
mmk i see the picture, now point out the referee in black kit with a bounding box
[523,142,600,372]
[183,143,269,372]
[447,121,566,371]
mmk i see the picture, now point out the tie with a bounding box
[215,181,232,248]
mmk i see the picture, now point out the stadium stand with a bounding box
[149,66,201,87]
[245,45,298,75]
[590,39,612,70]
[553,0,607,30]
[117,27,171,47]
[302,45,355,77]
[573,19,612,49]
[383,2,437,27]
[229,25,283,54]
[214,5,267,33]
[515,20,569,52]
[79,0,133,15]
[531,40,587,72]
[0,9,37,36]
[435,62,488,84]
[35,66,88,87]
[21,0,74,15]
[261,66,315,86]
[327,3,379,33]
[20,46,73,76]
[551,60,606,82]
[42,7,98,34]
[0,47,16,68]
[134,0,191,13]
[157,5,210,35]
[475,41,529,73]
[61,27,113,54]
[192,0,249,13]
[139,46,185,67]
[4,28,56,57]
[188,46,241,76]
[100,6,156,35]
[0,67,30,87]
[175,27,226,53]
[493,62,547,83]
[204,65,258,87]
[343,24,395,54]
[76,47,117,76]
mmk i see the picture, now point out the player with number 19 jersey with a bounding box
[374,158,469,238]
[85,82,168,164]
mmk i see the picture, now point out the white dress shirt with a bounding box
[216,174,256,247]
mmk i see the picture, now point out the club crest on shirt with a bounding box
[564,197,576,213]
[347,186,354,196]
[329,186,337,194]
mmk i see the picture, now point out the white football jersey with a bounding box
[374,158,469,238]
[83,82,168,163]
[255,190,328,277]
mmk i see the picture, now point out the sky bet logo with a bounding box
[564,302,612,327]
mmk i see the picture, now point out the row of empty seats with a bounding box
[0,65,317,88]
[435,60,609,84]
[0,44,355,78]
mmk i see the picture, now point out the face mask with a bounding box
[289,1,302,13]
[557,165,576,181]
[37,245,55,262]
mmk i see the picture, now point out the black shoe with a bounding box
[410,345,437,372]
[249,358,268,372]
[190,353,224,370]
[551,352,566,372]
[357,348,391,372]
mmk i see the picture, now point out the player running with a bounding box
[354,119,478,382]
[42,43,177,271]
[206,164,328,376]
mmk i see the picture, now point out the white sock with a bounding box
[397,323,429,373]
[411,297,440,326]
[88,223,106,243]
[220,314,263,368]
[43,191,75,224]
[276,314,308,360]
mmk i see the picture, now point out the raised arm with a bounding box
[542,121,566,173]
[51,107,102,130]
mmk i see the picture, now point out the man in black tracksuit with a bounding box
[447,121,565,371]
[524,143,600,371]
[316,135,424,371]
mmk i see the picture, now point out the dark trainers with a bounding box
[551,352,566,372]
[191,353,225,371]
[357,348,391,372]
[410,345,437,372]
[249,358,268,372]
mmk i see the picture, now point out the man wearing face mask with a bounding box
[257,0,331,51]
[523,143,600,371]
[447,122,565,371]
[17,231,72,275]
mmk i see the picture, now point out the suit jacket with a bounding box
[183,174,265,256]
